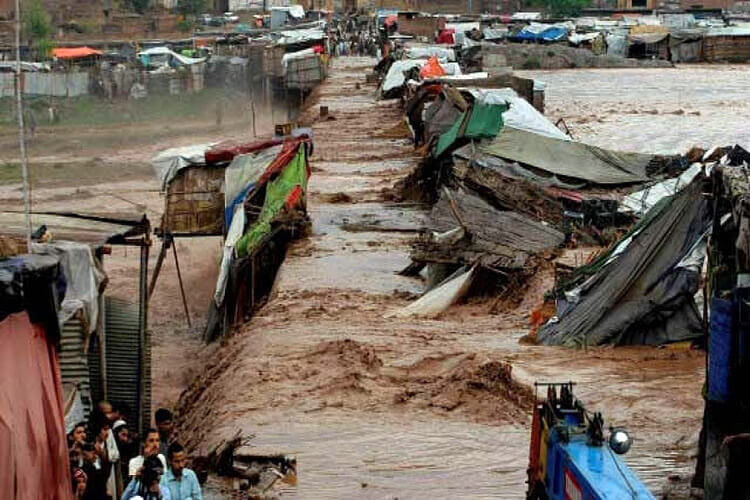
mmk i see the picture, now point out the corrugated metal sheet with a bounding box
[104,296,150,434]
[0,72,90,98]
[60,315,93,420]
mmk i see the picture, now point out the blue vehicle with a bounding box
[526,382,655,500]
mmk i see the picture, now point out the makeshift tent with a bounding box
[510,23,569,43]
[462,88,569,140]
[404,46,456,61]
[538,178,711,346]
[236,144,310,256]
[435,101,509,157]
[0,255,71,500]
[480,127,657,185]
[52,46,102,59]
[137,46,206,67]
[152,143,215,191]
[224,145,284,228]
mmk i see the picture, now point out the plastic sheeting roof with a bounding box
[152,142,214,191]
[138,46,206,65]
[538,179,711,346]
[404,46,456,62]
[463,88,569,141]
[52,47,102,59]
[481,127,655,185]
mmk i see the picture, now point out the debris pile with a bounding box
[540,146,750,346]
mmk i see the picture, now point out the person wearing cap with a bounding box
[161,442,202,500]
[122,455,171,500]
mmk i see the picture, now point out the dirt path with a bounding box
[173,57,706,498]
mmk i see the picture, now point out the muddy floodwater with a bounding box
[170,58,711,499]
[519,65,750,153]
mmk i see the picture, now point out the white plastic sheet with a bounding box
[382,59,426,92]
[404,46,456,61]
[463,88,569,140]
[620,163,703,216]
[138,46,206,66]
[32,241,105,332]
[152,143,214,191]
[387,265,477,318]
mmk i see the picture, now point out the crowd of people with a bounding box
[328,13,381,58]
[67,403,202,500]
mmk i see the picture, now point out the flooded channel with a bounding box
[178,57,708,498]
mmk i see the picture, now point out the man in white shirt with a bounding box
[128,428,167,478]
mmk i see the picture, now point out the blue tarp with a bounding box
[510,26,568,43]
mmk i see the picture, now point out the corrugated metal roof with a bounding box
[60,315,93,420]
[105,296,150,434]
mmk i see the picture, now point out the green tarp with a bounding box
[435,111,466,157]
[480,127,656,185]
[236,145,308,257]
[465,102,506,139]
[434,102,508,157]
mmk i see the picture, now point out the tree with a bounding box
[22,0,53,59]
[128,0,150,14]
[177,0,207,16]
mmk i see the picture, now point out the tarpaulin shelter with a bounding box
[0,254,71,500]
[509,23,569,43]
[627,33,670,59]
[480,127,659,185]
[52,46,102,59]
[1,211,153,438]
[435,100,509,157]
[538,178,711,346]
[137,46,206,68]
[205,137,312,342]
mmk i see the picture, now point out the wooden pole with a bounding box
[148,237,169,299]
[14,0,31,252]
[171,239,192,328]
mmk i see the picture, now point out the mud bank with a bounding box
[172,57,706,498]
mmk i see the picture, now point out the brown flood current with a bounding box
[176,58,711,498]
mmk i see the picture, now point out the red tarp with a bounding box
[257,136,311,187]
[0,312,71,500]
[52,47,103,60]
[204,138,283,166]
[436,29,455,44]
